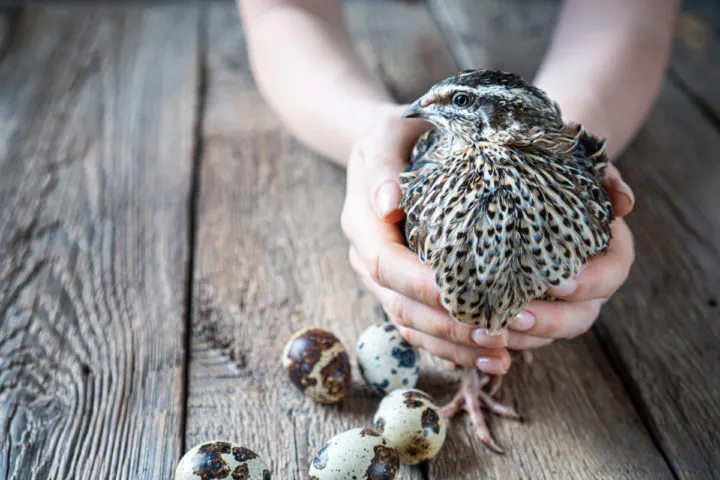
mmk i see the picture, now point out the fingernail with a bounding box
[614,177,634,202]
[473,329,508,347]
[475,356,506,374]
[511,311,535,331]
[613,177,635,212]
[375,181,401,219]
[552,277,578,297]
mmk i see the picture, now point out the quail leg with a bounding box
[442,369,520,453]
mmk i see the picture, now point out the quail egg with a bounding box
[373,389,447,465]
[357,322,420,396]
[174,440,270,480]
[309,427,399,479]
[282,327,352,403]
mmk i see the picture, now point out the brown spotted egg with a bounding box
[174,441,270,480]
[357,321,419,396]
[373,389,447,465]
[282,328,352,403]
[309,428,399,479]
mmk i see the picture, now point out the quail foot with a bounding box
[399,69,614,452]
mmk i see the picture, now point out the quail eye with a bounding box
[452,92,473,108]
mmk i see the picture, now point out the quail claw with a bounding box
[442,369,520,454]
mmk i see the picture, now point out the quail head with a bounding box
[398,69,614,452]
[400,69,613,333]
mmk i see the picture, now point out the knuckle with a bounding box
[414,277,439,306]
[386,294,411,328]
[350,143,368,163]
[396,325,416,346]
[370,248,387,287]
[569,303,601,338]
[439,318,460,343]
[572,322,593,339]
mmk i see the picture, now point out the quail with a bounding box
[399,69,614,452]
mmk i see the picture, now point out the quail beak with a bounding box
[401,94,437,119]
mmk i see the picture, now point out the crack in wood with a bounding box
[179,4,209,458]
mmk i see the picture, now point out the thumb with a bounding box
[373,173,405,223]
[367,118,428,223]
[602,164,635,217]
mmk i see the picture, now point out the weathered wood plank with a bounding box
[426,0,562,82]
[189,1,670,478]
[432,0,720,477]
[671,4,720,125]
[596,80,720,478]
[187,3,393,478]
[0,6,199,479]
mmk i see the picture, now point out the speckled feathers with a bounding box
[399,70,613,332]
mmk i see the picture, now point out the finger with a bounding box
[395,324,511,374]
[508,311,536,332]
[602,164,634,217]
[507,332,554,350]
[341,193,405,249]
[344,199,442,309]
[350,241,441,309]
[547,218,634,301]
[344,140,444,309]
[354,246,510,372]
[521,299,604,339]
[374,180,405,223]
[350,247,507,349]
[351,117,427,222]
[372,243,442,309]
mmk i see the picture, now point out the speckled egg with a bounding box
[282,328,352,403]
[357,321,420,396]
[373,389,447,465]
[174,441,270,480]
[308,428,399,479]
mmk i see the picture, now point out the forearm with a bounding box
[534,0,679,159]
[238,0,395,165]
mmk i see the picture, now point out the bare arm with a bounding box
[238,0,397,165]
[535,0,679,158]
[238,0,512,371]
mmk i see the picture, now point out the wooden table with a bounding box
[1,1,719,478]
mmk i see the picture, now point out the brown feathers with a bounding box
[399,70,613,332]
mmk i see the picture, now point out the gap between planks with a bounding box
[180,5,210,458]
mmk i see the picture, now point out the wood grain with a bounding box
[671,5,720,123]
[0,7,199,479]
[188,1,670,479]
[186,3,396,478]
[595,79,720,479]
[426,0,562,81]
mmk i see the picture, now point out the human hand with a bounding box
[343,108,635,372]
[505,164,636,350]
[342,107,512,375]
